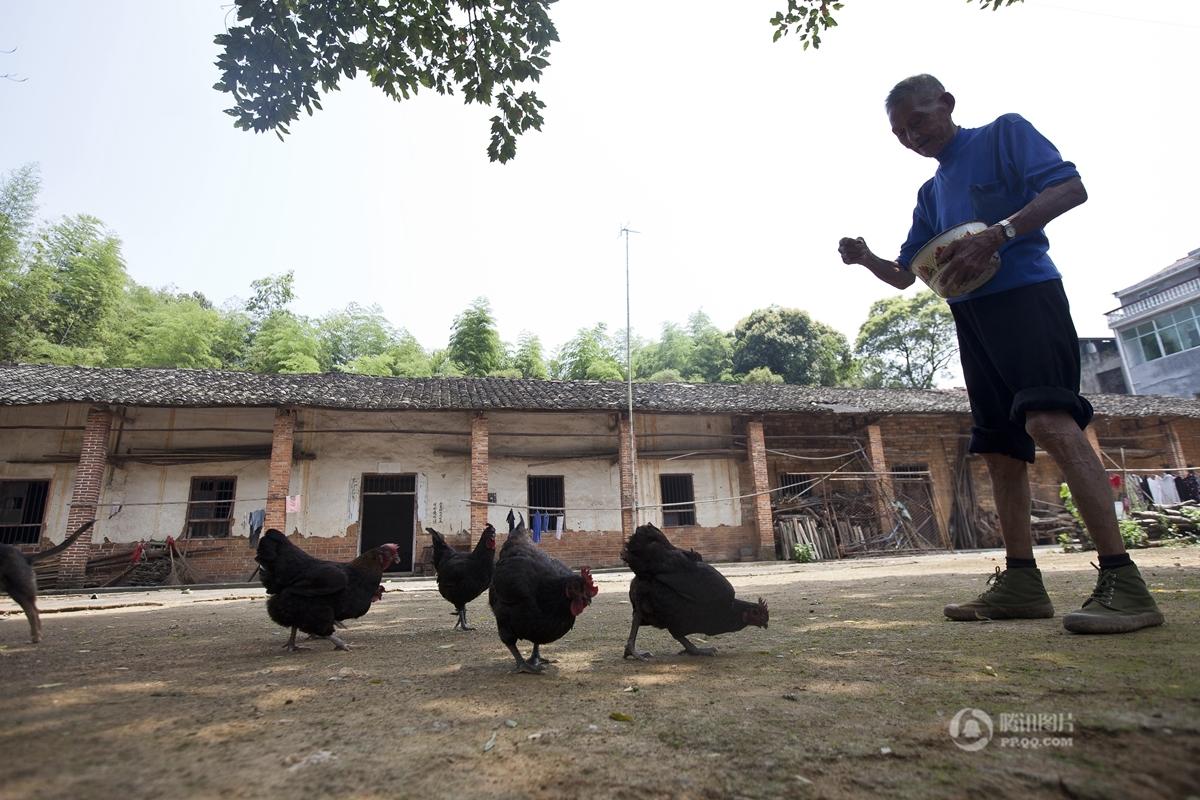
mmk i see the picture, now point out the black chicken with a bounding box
[255,529,398,651]
[427,524,496,631]
[621,523,768,659]
[488,520,598,674]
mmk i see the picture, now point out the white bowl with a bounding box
[911,221,1001,298]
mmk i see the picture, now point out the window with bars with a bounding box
[528,476,565,531]
[659,474,696,527]
[778,472,814,499]
[1120,302,1200,364]
[892,464,929,480]
[186,477,236,538]
[0,480,50,545]
[362,474,416,495]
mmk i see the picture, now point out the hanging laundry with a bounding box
[1145,476,1165,505]
[530,511,543,544]
[506,508,516,534]
[551,514,563,540]
[1157,474,1181,505]
[248,508,266,548]
[1181,471,1200,503]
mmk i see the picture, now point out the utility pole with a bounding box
[619,225,639,525]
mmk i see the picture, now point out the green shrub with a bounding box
[792,543,815,563]
[1118,518,1148,549]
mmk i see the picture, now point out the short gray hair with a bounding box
[885,75,946,111]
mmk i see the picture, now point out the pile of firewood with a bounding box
[1129,501,1200,542]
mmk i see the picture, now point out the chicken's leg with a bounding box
[282,626,308,651]
[623,611,652,660]
[328,633,352,651]
[454,605,476,631]
[674,634,717,657]
[505,642,544,674]
[529,643,556,667]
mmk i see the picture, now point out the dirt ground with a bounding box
[2,546,1199,800]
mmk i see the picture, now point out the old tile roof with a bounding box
[0,364,1196,419]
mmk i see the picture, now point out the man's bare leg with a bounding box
[981,452,1034,559]
[1025,411,1123,555]
[944,451,1053,621]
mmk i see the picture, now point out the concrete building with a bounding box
[1079,337,1129,395]
[1108,247,1200,398]
[2,365,1197,587]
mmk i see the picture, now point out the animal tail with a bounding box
[29,519,97,563]
[620,522,677,573]
[254,529,291,565]
[426,527,451,564]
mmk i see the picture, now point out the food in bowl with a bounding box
[911,221,1002,298]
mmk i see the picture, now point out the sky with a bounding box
[2,0,1198,383]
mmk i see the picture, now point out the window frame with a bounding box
[527,475,566,532]
[1120,301,1200,365]
[185,476,237,539]
[659,473,697,528]
[0,479,51,546]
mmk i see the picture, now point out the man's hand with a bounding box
[835,236,916,290]
[937,227,1004,296]
[838,236,871,265]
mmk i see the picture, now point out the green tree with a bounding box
[637,322,694,380]
[687,311,734,383]
[343,331,434,377]
[742,366,785,384]
[245,271,296,322]
[555,323,623,380]
[0,164,39,272]
[216,1,1020,161]
[9,215,128,365]
[248,312,323,373]
[318,303,399,370]
[447,297,504,376]
[128,297,226,369]
[854,290,958,389]
[511,331,548,379]
[732,306,851,386]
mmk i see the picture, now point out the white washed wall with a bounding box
[1,405,746,546]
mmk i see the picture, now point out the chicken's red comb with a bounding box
[580,566,599,597]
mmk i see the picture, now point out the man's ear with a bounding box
[941,91,956,115]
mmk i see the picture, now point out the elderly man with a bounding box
[839,75,1163,634]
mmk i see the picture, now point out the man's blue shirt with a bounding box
[897,113,1080,303]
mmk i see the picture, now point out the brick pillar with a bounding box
[618,413,638,538]
[745,420,775,561]
[1165,421,1188,470]
[265,409,296,532]
[59,407,114,588]
[866,424,895,536]
[470,413,489,533]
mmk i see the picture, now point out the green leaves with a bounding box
[214,0,558,162]
[447,296,504,376]
[853,290,957,389]
[769,0,1022,50]
[732,306,852,386]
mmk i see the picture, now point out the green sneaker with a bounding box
[1062,563,1164,634]
[944,566,1055,621]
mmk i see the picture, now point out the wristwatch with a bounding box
[996,218,1017,241]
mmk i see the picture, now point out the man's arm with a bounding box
[938,177,1088,294]
[838,237,917,290]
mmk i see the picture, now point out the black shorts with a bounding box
[951,278,1093,463]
